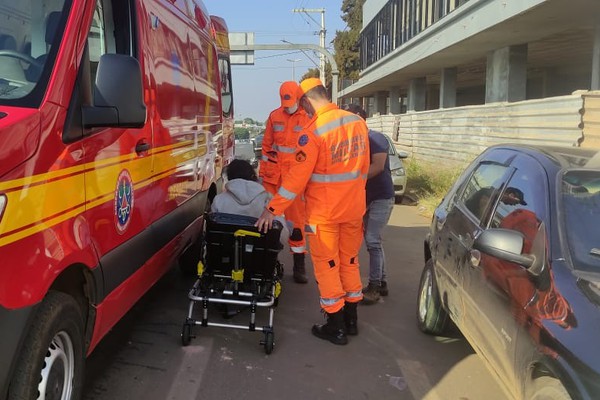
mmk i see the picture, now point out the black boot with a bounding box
[344,302,358,336]
[292,253,308,284]
[379,281,389,296]
[312,309,348,345]
[361,282,381,305]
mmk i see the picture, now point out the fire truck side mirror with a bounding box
[83,54,147,129]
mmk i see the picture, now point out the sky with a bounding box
[205,0,346,123]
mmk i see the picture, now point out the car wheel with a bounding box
[527,376,572,400]
[416,258,449,335]
[9,291,85,400]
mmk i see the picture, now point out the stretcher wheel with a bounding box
[181,322,192,346]
[263,331,274,354]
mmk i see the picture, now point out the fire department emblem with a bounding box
[295,151,307,163]
[114,169,134,233]
[298,134,309,146]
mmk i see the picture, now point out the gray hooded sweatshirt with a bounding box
[211,179,289,243]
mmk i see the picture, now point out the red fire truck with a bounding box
[0,0,234,398]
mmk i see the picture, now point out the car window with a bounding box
[561,169,600,271]
[490,156,547,226]
[458,162,510,224]
[490,154,547,253]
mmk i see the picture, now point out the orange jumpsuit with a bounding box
[260,107,311,254]
[266,103,370,313]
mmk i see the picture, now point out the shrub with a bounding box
[405,159,464,218]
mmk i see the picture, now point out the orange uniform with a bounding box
[267,102,370,313]
[260,85,311,254]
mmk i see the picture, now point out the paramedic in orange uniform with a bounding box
[260,81,312,283]
[256,78,370,345]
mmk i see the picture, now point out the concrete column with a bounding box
[375,91,387,115]
[408,78,426,111]
[592,24,600,90]
[440,67,457,108]
[389,87,402,114]
[486,44,528,103]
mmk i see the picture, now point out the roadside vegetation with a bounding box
[405,159,464,218]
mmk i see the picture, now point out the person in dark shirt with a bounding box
[343,104,395,304]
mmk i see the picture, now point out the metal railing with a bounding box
[360,0,470,70]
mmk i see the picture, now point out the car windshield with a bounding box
[561,170,600,271]
[0,0,69,106]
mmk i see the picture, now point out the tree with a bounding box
[234,127,250,140]
[333,0,364,81]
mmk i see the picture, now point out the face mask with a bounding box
[284,104,298,114]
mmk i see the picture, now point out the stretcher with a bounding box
[181,212,283,354]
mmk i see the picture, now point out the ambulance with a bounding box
[0,0,234,398]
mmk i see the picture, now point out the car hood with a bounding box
[0,106,40,179]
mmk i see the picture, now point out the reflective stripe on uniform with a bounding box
[278,186,297,200]
[272,144,296,153]
[310,170,361,183]
[290,246,305,253]
[293,125,303,131]
[305,224,316,233]
[314,114,362,137]
[346,290,362,299]
[261,155,269,161]
[273,124,285,132]
[320,296,343,307]
[286,220,294,231]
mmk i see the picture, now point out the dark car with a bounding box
[417,144,600,400]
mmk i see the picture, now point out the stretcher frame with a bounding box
[181,213,282,354]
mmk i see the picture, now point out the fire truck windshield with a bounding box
[0,0,69,106]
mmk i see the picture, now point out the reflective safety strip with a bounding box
[273,124,285,132]
[290,246,305,253]
[310,170,360,183]
[261,155,269,161]
[277,186,297,200]
[314,114,362,137]
[320,296,343,307]
[305,224,316,233]
[293,125,303,132]
[346,290,362,299]
[286,220,294,231]
[362,173,368,180]
[273,144,296,153]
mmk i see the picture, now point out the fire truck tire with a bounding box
[8,291,85,400]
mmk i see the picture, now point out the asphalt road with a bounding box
[83,204,509,400]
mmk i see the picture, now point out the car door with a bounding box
[465,153,549,396]
[434,160,511,328]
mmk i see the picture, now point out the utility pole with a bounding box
[292,8,326,86]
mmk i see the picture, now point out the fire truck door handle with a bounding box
[135,140,151,154]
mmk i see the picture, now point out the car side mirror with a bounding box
[474,228,534,269]
[83,54,147,129]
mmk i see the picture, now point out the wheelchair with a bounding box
[181,212,283,354]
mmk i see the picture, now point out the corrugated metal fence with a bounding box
[366,93,594,165]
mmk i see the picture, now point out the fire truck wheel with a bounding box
[8,291,85,400]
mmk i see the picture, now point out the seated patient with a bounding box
[212,159,289,243]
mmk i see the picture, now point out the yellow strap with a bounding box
[196,260,204,276]
[274,282,282,298]
[231,269,244,282]
[234,229,261,238]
